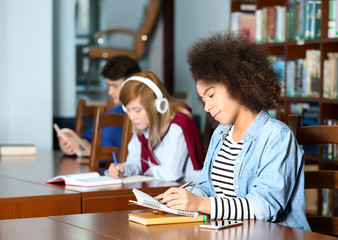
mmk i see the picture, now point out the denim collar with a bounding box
[215,110,270,142]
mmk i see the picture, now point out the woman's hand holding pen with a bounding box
[108,163,125,179]
[156,186,211,214]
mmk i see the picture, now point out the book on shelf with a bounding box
[129,188,201,218]
[128,211,206,226]
[323,52,338,99]
[286,60,295,97]
[231,11,255,42]
[53,123,90,158]
[275,6,286,42]
[267,6,276,42]
[270,56,285,96]
[0,144,37,156]
[288,0,297,40]
[328,0,335,37]
[46,172,155,187]
[255,6,286,43]
[255,9,263,43]
[305,49,320,98]
[294,58,304,97]
[297,0,306,39]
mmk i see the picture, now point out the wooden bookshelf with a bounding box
[231,0,338,170]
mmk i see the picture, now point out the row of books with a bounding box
[286,49,320,98]
[323,52,338,99]
[256,6,286,43]
[270,50,338,99]
[231,1,325,43]
[322,119,338,161]
[271,49,320,98]
[288,0,321,41]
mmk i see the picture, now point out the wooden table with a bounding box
[0,217,112,240]
[0,176,81,220]
[48,210,337,240]
[0,150,182,216]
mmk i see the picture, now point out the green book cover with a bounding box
[288,0,296,40]
[304,0,312,39]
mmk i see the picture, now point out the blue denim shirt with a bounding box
[191,110,311,231]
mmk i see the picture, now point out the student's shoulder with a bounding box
[106,104,124,114]
[266,117,291,134]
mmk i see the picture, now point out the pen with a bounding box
[112,152,121,178]
[179,181,193,189]
[158,181,193,201]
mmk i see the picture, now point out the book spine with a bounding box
[294,58,304,97]
[255,9,263,43]
[304,0,312,39]
[287,60,295,97]
[262,7,268,42]
[335,0,338,37]
[268,6,276,42]
[314,1,321,39]
[298,0,305,39]
[328,0,336,38]
[288,0,296,40]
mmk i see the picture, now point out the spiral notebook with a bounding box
[129,188,200,217]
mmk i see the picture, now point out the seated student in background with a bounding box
[157,32,311,231]
[57,55,141,156]
[107,71,205,182]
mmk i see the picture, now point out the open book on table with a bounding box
[53,123,90,158]
[46,172,121,187]
[129,188,200,218]
[46,172,156,187]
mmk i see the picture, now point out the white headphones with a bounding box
[121,76,169,114]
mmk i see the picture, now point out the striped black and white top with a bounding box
[210,126,255,220]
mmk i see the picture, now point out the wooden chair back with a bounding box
[90,106,133,172]
[75,99,115,136]
[288,114,338,236]
[75,99,98,136]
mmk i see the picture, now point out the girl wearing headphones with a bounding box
[107,71,205,182]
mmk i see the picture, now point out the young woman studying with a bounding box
[107,71,205,182]
[157,32,311,231]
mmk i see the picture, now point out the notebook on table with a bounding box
[129,188,203,218]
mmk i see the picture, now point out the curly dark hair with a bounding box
[101,55,141,80]
[187,31,281,112]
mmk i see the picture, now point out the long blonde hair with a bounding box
[119,71,192,149]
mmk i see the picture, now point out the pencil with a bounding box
[179,181,193,189]
[158,181,193,201]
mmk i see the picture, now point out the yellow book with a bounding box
[128,211,206,226]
